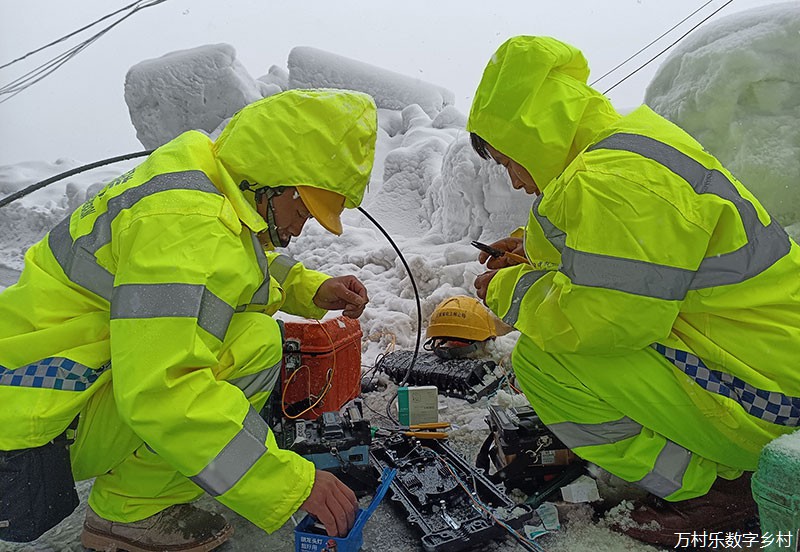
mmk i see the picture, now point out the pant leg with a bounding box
[71,312,284,522]
[511,334,783,501]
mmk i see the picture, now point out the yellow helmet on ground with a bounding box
[425,296,498,359]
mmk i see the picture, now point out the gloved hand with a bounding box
[312,275,369,318]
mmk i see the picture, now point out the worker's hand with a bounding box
[313,275,369,318]
[300,470,359,537]
[474,270,498,303]
[479,237,525,269]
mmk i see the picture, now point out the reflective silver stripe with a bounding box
[269,254,298,284]
[548,416,691,497]
[49,218,115,301]
[111,283,233,341]
[588,133,790,289]
[547,416,642,449]
[502,270,548,326]
[532,196,566,253]
[190,406,269,496]
[0,358,107,391]
[635,439,692,498]
[48,171,221,300]
[561,247,694,301]
[229,359,282,398]
[249,232,271,305]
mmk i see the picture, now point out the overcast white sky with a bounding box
[0,0,782,166]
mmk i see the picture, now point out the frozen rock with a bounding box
[288,46,454,117]
[124,44,262,149]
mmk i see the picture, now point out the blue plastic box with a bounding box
[295,468,397,552]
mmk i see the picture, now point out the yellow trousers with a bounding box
[511,334,790,500]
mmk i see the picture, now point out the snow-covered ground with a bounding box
[1,3,799,551]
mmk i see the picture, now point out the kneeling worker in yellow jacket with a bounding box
[0,89,377,551]
[469,36,800,546]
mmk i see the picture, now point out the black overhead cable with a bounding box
[590,0,715,87]
[0,150,153,209]
[0,1,148,70]
[0,0,169,104]
[602,0,734,95]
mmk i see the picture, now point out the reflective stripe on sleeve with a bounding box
[532,197,566,252]
[635,440,692,498]
[229,359,282,398]
[111,283,234,342]
[501,270,550,326]
[546,416,642,449]
[189,406,269,497]
[269,254,298,284]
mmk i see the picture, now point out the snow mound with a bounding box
[645,2,800,226]
[288,46,454,117]
[124,44,262,149]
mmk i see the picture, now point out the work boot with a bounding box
[612,473,758,547]
[80,503,233,552]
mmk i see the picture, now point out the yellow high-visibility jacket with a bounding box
[0,90,377,530]
[467,37,800,426]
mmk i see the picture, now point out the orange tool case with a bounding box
[280,315,363,420]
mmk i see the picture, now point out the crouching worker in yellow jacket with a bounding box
[468,36,800,546]
[0,89,377,551]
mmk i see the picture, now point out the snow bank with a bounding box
[288,46,455,117]
[645,2,800,226]
[124,43,457,153]
[124,44,263,149]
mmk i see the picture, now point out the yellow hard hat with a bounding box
[296,185,346,235]
[426,295,498,343]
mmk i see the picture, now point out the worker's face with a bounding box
[485,145,540,195]
[257,187,313,245]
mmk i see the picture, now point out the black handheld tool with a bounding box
[471,240,529,264]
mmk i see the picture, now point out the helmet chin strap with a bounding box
[254,186,289,248]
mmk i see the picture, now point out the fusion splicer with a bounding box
[285,402,372,471]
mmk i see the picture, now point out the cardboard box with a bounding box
[295,468,396,552]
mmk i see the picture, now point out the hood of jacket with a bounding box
[213,89,377,210]
[467,36,621,191]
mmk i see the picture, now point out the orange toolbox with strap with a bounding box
[280,315,363,420]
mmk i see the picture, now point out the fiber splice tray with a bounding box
[282,316,363,420]
[295,468,397,552]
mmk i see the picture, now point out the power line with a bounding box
[0,0,169,104]
[590,0,715,87]
[602,0,734,95]
[0,0,146,71]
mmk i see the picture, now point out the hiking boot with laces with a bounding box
[80,503,233,552]
[612,473,758,547]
